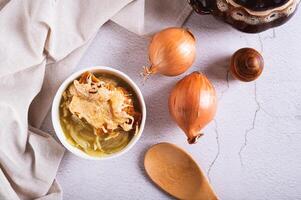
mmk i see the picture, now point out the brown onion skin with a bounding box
[230,48,264,82]
[148,27,196,76]
[169,72,217,144]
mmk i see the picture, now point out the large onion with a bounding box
[168,72,217,144]
[143,27,196,78]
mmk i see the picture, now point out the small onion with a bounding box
[143,27,196,78]
[169,72,217,144]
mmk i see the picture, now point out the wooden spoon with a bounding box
[144,142,218,200]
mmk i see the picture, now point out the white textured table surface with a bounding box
[41,12,301,200]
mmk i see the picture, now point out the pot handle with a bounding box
[188,0,212,15]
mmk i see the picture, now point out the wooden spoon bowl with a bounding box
[144,142,218,200]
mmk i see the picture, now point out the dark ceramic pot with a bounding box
[188,0,300,33]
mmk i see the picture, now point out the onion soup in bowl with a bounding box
[52,67,146,160]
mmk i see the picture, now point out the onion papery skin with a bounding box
[168,72,217,144]
[146,27,196,77]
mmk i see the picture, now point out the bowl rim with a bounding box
[51,66,146,160]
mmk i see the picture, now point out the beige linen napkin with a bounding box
[0,0,133,199]
[112,0,192,35]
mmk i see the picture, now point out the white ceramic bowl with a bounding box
[52,66,146,160]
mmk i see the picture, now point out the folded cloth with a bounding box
[0,0,133,199]
[111,0,192,35]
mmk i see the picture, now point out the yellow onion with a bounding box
[143,27,196,78]
[169,72,217,144]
